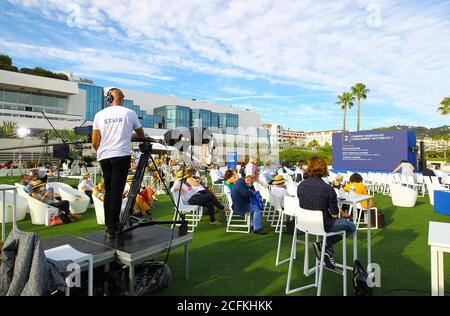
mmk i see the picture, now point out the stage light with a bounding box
[17,127,30,139]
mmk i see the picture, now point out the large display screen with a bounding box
[332,129,417,171]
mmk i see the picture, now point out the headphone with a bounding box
[105,88,124,106]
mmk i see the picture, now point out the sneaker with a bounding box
[323,251,336,269]
[253,229,268,235]
[312,242,322,260]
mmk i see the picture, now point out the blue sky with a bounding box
[1,0,449,131]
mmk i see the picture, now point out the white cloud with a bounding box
[3,0,450,128]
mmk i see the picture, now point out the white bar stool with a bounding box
[44,244,93,296]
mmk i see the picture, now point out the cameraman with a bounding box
[92,88,144,241]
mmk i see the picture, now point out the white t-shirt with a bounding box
[245,163,254,177]
[271,185,291,209]
[80,179,95,191]
[93,105,142,161]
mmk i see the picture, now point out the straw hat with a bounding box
[97,182,104,190]
[126,175,134,183]
[31,180,46,190]
[82,172,90,179]
[176,170,189,181]
[272,175,286,185]
[131,155,136,161]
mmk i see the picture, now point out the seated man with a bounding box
[231,176,267,235]
[211,163,224,184]
[297,157,356,269]
[262,163,275,185]
[270,175,292,209]
[30,180,79,221]
[171,169,225,225]
[79,172,95,203]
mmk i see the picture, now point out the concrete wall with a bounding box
[0,70,79,95]
[67,89,86,117]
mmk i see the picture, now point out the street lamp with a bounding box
[16,127,30,175]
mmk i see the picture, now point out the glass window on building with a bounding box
[0,89,4,102]
[44,94,56,107]
[31,93,43,106]
[5,90,17,104]
[18,92,31,105]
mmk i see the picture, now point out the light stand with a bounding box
[117,138,188,237]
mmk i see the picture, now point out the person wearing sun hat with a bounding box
[30,180,75,222]
[271,174,292,209]
[79,172,95,203]
[171,169,226,225]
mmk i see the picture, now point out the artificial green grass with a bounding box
[1,181,450,296]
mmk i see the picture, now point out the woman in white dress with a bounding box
[391,160,414,177]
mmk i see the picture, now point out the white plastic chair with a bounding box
[390,184,418,207]
[47,182,90,214]
[276,196,302,266]
[350,202,378,230]
[225,191,251,233]
[44,244,93,296]
[286,207,347,296]
[16,186,58,226]
[171,191,201,232]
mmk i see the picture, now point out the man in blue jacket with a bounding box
[231,176,267,235]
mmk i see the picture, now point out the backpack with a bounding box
[353,260,373,296]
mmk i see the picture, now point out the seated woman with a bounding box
[171,169,226,225]
[30,180,79,222]
[79,172,95,203]
[93,182,105,201]
[123,175,153,216]
[224,169,239,191]
[297,157,356,269]
[343,173,374,210]
[331,174,344,189]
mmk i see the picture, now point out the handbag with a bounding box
[353,260,373,296]
[50,214,63,226]
[251,191,264,211]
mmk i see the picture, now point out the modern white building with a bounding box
[305,129,344,147]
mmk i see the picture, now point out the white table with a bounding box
[428,221,450,296]
[338,194,374,268]
[0,185,18,241]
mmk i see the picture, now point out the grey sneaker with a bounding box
[323,251,336,269]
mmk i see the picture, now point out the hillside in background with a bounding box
[372,125,449,138]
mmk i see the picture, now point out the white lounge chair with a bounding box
[92,195,128,225]
[16,186,58,226]
[47,182,90,215]
[390,184,418,208]
[0,185,28,223]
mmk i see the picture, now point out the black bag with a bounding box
[353,260,373,296]
[110,260,172,296]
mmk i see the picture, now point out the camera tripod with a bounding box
[118,137,188,236]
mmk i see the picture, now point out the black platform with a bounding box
[41,234,116,267]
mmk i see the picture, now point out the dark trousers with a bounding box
[100,155,131,233]
[188,190,224,222]
[50,200,70,215]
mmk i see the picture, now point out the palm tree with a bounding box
[438,97,450,115]
[336,92,355,133]
[351,83,369,131]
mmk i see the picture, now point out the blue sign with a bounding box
[332,130,417,171]
[227,152,237,170]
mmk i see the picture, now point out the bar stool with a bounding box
[44,244,93,296]
[286,207,348,296]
